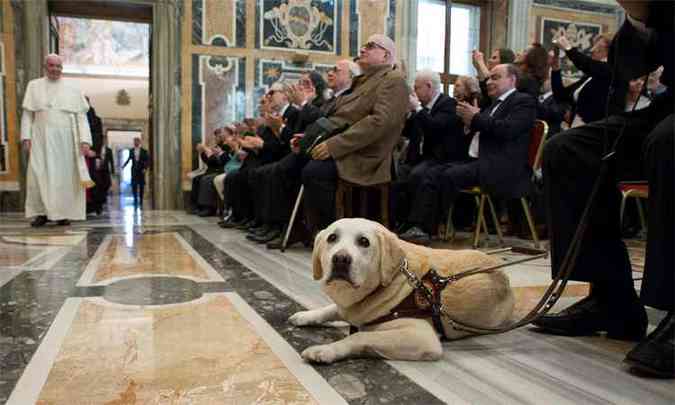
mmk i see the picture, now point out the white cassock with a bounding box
[21,77,93,221]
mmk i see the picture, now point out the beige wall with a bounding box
[62,75,149,120]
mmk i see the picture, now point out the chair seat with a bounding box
[618,183,649,198]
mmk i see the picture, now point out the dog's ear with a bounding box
[312,229,327,280]
[375,225,405,287]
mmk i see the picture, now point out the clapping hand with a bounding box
[265,112,285,135]
[409,93,421,112]
[291,133,304,154]
[310,141,331,160]
[553,36,572,52]
[456,99,481,127]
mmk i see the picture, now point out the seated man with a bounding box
[400,64,536,244]
[394,69,465,231]
[301,35,409,235]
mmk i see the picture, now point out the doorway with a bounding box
[47,0,153,211]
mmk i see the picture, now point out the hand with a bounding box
[22,139,31,153]
[86,149,97,158]
[288,84,305,106]
[456,99,481,127]
[471,49,485,68]
[80,143,90,156]
[550,53,561,71]
[409,93,421,112]
[554,36,572,52]
[240,136,264,150]
[291,133,304,154]
[265,112,284,135]
[311,141,331,160]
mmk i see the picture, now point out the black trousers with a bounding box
[408,160,480,234]
[260,153,308,226]
[544,98,673,310]
[225,158,262,221]
[301,159,338,234]
[131,175,145,204]
[393,160,442,227]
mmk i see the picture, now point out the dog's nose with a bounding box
[332,253,352,266]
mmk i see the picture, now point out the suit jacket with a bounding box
[403,93,466,165]
[325,64,409,185]
[470,91,537,198]
[257,105,300,163]
[102,147,114,175]
[552,48,626,125]
[123,147,149,181]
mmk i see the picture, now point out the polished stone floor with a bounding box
[0,206,672,404]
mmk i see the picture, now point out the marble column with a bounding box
[507,0,532,54]
[151,0,182,210]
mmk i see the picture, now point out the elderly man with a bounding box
[401,64,536,244]
[394,69,465,232]
[300,35,409,235]
[22,54,93,227]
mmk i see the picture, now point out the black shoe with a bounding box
[57,220,71,226]
[235,219,255,230]
[197,208,216,217]
[31,215,48,227]
[220,217,244,229]
[625,312,674,378]
[399,226,431,246]
[250,227,281,244]
[395,222,412,234]
[532,295,647,341]
[249,224,270,236]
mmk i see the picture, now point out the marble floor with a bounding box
[0,207,672,404]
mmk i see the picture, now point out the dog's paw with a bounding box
[301,344,339,364]
[289,310,319,326]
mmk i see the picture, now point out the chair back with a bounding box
[529,120,549,171]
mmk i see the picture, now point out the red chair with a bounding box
[618,181,648,235]
[445,120,549,249]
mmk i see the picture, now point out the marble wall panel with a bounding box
[191,54,245,169]
[193,0,246,48]
[0,0,19,190]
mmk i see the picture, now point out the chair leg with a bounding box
[335,183,345,220]
[445,205,456,242]
[473,195,486,248]
[636,197,647,235]
[619,192,628,228]
[486,195,504,246]
[380,186,390,229]
[521,197,540,249]
[281,186,304,253]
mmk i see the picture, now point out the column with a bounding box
[507,0,532,53]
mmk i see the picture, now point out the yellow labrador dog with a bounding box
[289,218,514,363]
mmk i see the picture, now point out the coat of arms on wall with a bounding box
[540,18,602,79]
[260,0,337,53]
[116,89,131,106]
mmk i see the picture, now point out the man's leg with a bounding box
[131,179,139,205]
[138,181,144,208]
[625,114,674,377]
[301,159,338,237]
[535,116,647,340]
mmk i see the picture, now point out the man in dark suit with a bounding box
[122,137,149,208]
[400,64,536,244]
[394,69,465,231]
[535,0,673,378]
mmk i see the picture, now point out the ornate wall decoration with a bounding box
[116,89,131,106]
[0,41,6,174]
[191,54,246,169]
[192,0,246,48]
[259,0,338,54]
[540,17,602,78]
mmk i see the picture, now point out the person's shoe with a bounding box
[395,222,412,234]
[57,220,71,226]
[250,227,282,244]
[30,215,48,227]
[625,312,674,378]
[235,219,255,230]
[532,295,647,341]
[249,224,270,236]
[220,217,244,229]
[197,208,216,217]
[399,226,431,246]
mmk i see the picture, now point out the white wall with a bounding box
[63,75,149,120]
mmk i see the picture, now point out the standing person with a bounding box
[534,0,674,378]
[85,96,104,215]
[122,137,150,208]
[92,135,114,214]
[21,54,93,227]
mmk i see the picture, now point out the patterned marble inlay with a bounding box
[34,295,321,404]
[77,232,223,286]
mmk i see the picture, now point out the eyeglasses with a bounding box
[362,41,387,51]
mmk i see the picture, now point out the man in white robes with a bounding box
[21,54,93,227]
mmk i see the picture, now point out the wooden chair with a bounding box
[335,179,390,228]
[618,181,648,235]
[445,120,549,249]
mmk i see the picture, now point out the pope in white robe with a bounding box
[21,54,93,224]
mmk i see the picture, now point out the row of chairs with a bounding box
[279,120,648,251]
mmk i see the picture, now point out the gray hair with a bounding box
[415,69,441,92]
[457,75,480,94]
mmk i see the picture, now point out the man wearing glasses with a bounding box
[301,34,409,236]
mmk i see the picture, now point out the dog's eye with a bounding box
[327,233,337,243]
[358,236,370,248]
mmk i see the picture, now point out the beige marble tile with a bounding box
[2,234,86,246]
[35,295,319,405]
[81,233,219,285]
[0,242,42,267]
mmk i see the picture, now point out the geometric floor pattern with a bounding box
[0,208,672,404]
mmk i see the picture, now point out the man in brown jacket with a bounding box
[301,34,409,235]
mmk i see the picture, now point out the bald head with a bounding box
[44,54,63,81]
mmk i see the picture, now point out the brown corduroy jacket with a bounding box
[325,64,409,186]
